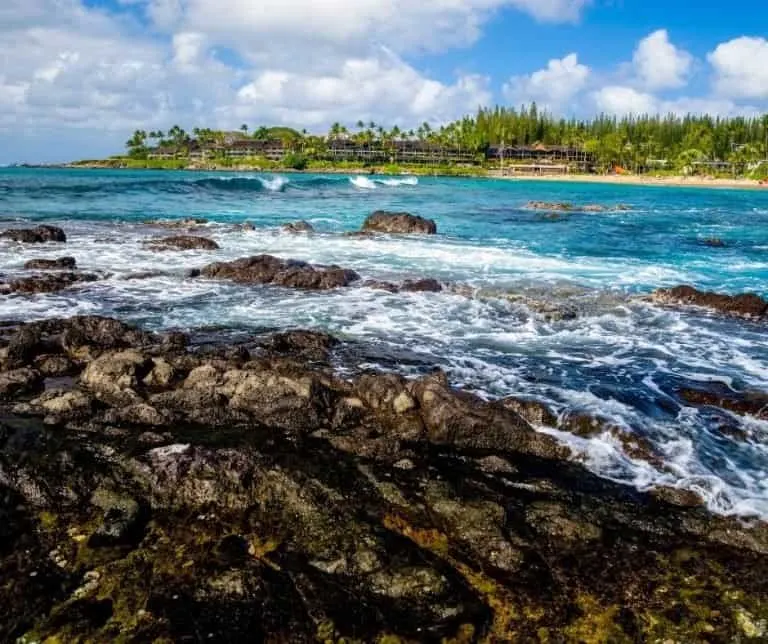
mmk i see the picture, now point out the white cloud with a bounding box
[503,53,590,109]
[708,37,768,99]
[593,86,658,115]
[632,29,692,90]
[592,86,758,118]
[231,52,490,126]
[140,0,590,59]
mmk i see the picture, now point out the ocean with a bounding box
[2,167,768,518]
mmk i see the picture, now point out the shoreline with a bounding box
[491,171,768,190]
[40,162,768,190]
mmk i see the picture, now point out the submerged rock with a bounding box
[201,254,360,290]
[0,272,100,295]
[652,285,768,319]
[0,315,767,643]
[281,220,315,233]
[361,211,437,235]
[144,235,220,251]
[679,386,768,421]
[1,225,67,243]
[23,257,77,270]
[526,201,574,212]
[143,217,209,229]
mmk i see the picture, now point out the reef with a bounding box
[0,315,765,642]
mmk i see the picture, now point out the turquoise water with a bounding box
[2,167,768,517]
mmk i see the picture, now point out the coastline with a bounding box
[48,161,768,190]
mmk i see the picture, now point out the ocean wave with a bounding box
[349,176,377,190]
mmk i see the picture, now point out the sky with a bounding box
[1,0,767,163]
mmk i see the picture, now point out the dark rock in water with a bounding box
[201,255,360,290]
[362,279,400,292]
[234,222,256,232]
[281,220,315,233]
[362,211,437,235]
[143,217,208,229]
[0,272,99,295]
[362,278,442,293]
[526,201,574,212]
[1,225,66,243]
[1,315,768,643]
[145,235,220,251]
[260,330,339,362]
[23,257,77,270]
[559,411,665,468]
[701,237,727,248]
[679,386,768,421]
[652,285,768,319]
[401,278,443,293]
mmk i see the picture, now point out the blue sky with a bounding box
[0,0,767,162]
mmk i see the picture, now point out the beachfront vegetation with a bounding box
[117,105,768,176]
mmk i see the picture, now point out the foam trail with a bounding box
[349,176,377,190]
[376,177,419,187]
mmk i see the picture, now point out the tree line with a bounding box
[126,104,768,173]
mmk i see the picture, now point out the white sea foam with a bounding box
[349,176,377,190]
[376,177,419,187]
[258,176,289,191]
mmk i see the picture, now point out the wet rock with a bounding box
[1,225,66,243]
[281,220,315,233]
[559,412,664,468]
[498,396,558,427]
[0,368,42,399]
[201,255,360,290]
[0,272,99,295]
[145,235,220,251]
[88,487,144,547]
[410,372,569,459]
[525,501,603,543]
[261,330,339,362]
[143,217,208,229]
[652,285,768,319]
[650,486,705,508]
[32,389,93,418]
[526,201,574,212]
[701,237,727,248]
[401,278,443,293]
[80,349,152,405]
[2,314,768,644]
[34,354,78,377]
[361,211,437,235]
[362,279,400,293]
[142,357,176,388]
[679,386,768,421]
[23,257,77,270]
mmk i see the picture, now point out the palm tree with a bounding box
[240,124,249,135]
[356,120,365,131]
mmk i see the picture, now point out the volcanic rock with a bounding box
[1,225,67,243]
[23,257,77,270]
[652,285,768,319]
[281,220,315,233]
[0,272,99,295]
[201,255,360,290]
[145,235,220,251]
[361,211,437,235]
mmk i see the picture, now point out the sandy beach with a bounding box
[491,171,767,190]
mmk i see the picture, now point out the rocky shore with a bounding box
[0,313,766,642]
